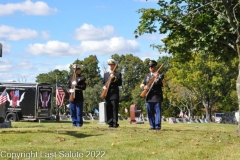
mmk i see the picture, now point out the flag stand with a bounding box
[56,75,60,122]
[55,75,65,123]
[56,105,60,122]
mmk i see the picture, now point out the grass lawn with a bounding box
[0,119,240,160]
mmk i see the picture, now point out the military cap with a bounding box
[73,64,82,69]
[107,59,117,65]
[149,60,157,67]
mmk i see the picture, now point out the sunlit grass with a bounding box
[0,120,239,160]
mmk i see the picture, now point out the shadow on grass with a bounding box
[14,120,92,125]
[0,128,103,139]
[38,120,92,124]
[63,130,103,138]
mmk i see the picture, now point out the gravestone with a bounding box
[176,118,181,123]
[98,102,107,124]
[169,117,177,124]
[60,115,68,120]
[130,104,143,124]
[83,116,90,120]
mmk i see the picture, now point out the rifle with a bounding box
[101,64,118,99]
[69,63,78,102]
[140,63,164,98]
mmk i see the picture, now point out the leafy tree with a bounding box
[135,0,240,130]
[166,53,238,121]
[83,82,103,114]
[119,54,146,101]
[70,55,102,88]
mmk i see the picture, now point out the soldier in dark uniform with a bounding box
[103,59,122,128]
[140,60,164,130]
[66,64,87,127]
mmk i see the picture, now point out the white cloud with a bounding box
[141,51,169,60]
[26,37,139,57]
[54,64,70,71]
[15,73,36,82]
[17,60,34,70]
[0,59,34,75]
[26,40,82,56]
[0,59,13,72]
[0,73,15,81]
[36,67,51,73]
[81,37,139,54]
[0,0,57,16]
[0,41,11,54]
[0,25,38,41]
[74,23,115,41]
[41,31,50,39]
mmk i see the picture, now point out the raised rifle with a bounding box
[69,64,77,102]
[140,63,164,98]
[101,64,118,99]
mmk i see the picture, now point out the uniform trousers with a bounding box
[146,102,161,129]
[70,101,83,127]
[106,100,119,126]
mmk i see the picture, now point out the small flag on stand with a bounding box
[56,82,65,106]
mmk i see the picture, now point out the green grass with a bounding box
[0,120,240,160]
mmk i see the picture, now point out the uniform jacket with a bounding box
[142,73,164,102]
[67,74,87,102]
[103,71,122,100]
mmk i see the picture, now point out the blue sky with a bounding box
[0,0,166,82]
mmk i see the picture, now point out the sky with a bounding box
[0,0,166,82]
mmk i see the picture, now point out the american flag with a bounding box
[56,82,65,106]
[0,89,7,105]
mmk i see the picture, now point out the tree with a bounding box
[165,53,238,121]
[166,80,199,119]
[70,55,102,88]
[83,82,103,113]
[135,0,240,131]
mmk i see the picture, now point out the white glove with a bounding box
[72,81,77,86]
[69,89,75,93]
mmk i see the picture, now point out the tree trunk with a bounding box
[236,44,240,133]
[202,101,211,122]
[237,71,240,132]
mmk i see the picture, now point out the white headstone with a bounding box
[60,115,68,120]
[98,102,107,124]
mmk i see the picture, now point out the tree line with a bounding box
[35,53,238,121]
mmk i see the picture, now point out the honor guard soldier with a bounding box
[102,59,122,128]
[67,64,87,127]
[140,60,164,130]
